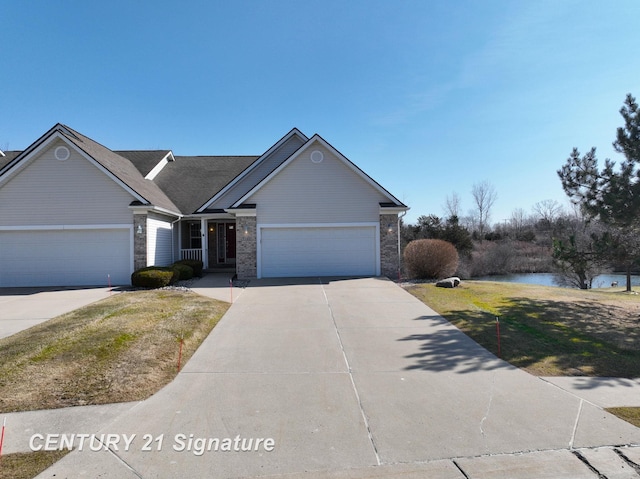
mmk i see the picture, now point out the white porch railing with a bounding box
[181,249,203,261]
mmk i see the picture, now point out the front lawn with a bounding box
[405,281,640,377]
[0,290,229,413]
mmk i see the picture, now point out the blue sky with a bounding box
[2,1,639,224]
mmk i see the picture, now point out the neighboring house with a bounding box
[0,124,408,287]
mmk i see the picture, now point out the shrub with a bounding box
[131,267,179,289]
[403,239,459,279]
[174,259,203,277]
[172,263,194,281]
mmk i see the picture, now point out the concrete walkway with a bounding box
[1,277,638,478]
[0,286,115,339]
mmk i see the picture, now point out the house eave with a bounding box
[225,204,257,217]
[128,203,181,218]
[196,128,309,213]
[379,203,409,215]
[232,134,406,208]
[144,151,175,180]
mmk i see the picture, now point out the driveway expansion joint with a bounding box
[320,279,381,466]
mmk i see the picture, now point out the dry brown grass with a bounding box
[0,450,70,479]
[406,281,640,377]
[0,290,229,413]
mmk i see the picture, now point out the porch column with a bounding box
[201,218,208,269]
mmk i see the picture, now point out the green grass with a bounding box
[406,281,640,377]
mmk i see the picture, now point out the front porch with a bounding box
[179,219,238,271]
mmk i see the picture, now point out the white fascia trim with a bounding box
[232,135,405,208]
[225,208,256,217]
[144,151,174,180]
[129,204,181,218]
[0,224,133,231]
[189,213,235,220]
[256,222,380,279]
[0,149,4,157]
[379,206,410,214]
[196,128,309,213]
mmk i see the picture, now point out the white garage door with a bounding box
[260,226,378,278]
[0,228,131,287]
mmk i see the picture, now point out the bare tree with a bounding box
[510,208,528,237]
[532,199,563,225]
[471,180,497,239]
[443,192,461,218]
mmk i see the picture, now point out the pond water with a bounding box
[473,272,640,289]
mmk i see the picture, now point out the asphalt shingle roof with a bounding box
[59,126,181,213]
[153,155,258,214]
[0,151,21,171]
[116,150,172,177]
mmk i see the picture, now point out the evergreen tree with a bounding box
[558,94,640,291]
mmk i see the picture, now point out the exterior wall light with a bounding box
[244,226,249,235]
[136,225,143,235]
[387,224,394,234]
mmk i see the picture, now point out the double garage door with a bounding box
[0,228,131,287]
[260,225,378,278]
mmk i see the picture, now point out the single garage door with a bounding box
[0,228,131,287]
[260,226,377,278]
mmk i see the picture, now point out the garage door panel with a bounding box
[0,229,131,287]
[260,226,377,278]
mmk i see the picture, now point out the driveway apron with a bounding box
[37,278,640,478]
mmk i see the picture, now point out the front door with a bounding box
[215,222,236,264]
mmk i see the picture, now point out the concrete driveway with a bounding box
[30,277,640,478]
[0,286,114,339]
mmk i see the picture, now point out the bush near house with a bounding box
[171,263,194,281]
[404,239,459,279]
[131,267,179,288]
[174,259,203,277]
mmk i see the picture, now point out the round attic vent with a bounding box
[310,150,324,163]
[55,146,70,161]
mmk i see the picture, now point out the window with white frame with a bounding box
[189,222,202,249]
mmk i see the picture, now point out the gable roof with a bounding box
[0,124,407,217]
[117,150,173,178]
[153,155,258,214]
[234,134,408,209]
[59,126,181,214]
[197,128,308,212]
[0,124,181,214]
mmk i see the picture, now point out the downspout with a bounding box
[397,210,407,281]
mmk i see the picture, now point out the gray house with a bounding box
[0,124,408,287]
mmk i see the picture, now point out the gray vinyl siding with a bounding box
[247,144,389,224]
[207,134,305,209]
[147,214,173,266]
[0,140,135,226]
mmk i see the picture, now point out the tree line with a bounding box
[402,94,640,290]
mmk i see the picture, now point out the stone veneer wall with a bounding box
[236,216,257,279]
[133,213,148,271]
[379,213,399,278]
